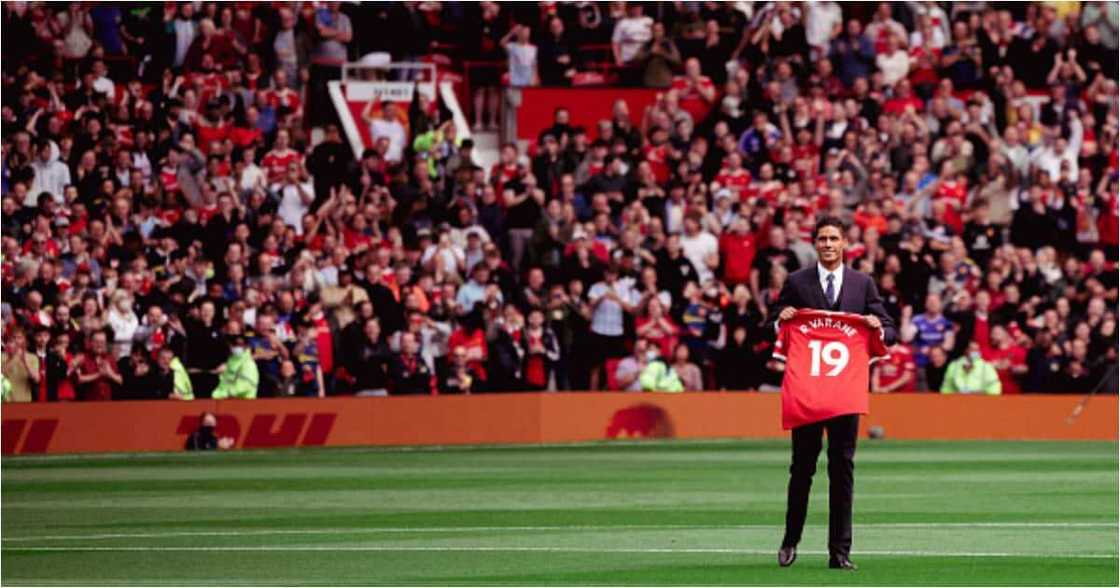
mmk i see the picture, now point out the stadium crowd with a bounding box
[1,1,1118,402]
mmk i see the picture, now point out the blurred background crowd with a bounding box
[1,1,1117,401]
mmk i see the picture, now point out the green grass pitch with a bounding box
[1,439,1117,585]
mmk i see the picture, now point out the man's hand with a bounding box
[778,307,797,322]
[863,315,882,329]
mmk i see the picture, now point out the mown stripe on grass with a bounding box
[4,545,1117,559]
[4,521,1114,543]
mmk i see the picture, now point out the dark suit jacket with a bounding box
[774,265,898,344]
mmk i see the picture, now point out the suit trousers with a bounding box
[781,413,859,558]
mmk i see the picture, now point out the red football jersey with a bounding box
[715,168,752,199]
[875,343,916,391]
[773,309,888,430]
[262,148,301,183]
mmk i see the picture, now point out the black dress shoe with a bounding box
[828,555,858,570]
[778,545,797,567]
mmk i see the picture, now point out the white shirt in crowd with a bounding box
[173,18,196,67]
[680,229,719,284]
[909,27,946,50]
[106,307,139,358]
[92,75,115,100]
[588,279,638,337]
[876,49,911,87]
[370,117,407,163]
[612,16,653,64]
[29,158,71,206]
[132,150,152,184]
[274,180,314,235]
[506,42,538,87]
[910,2,951,39]
[239,162,266,195]
[1030,117,1083,182]
[422,244,467,278]
[805,1,843,50]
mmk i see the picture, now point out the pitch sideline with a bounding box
[2,545,1116,559]
[3,521,1115,543]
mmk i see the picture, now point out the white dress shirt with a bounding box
[818,262,844,305]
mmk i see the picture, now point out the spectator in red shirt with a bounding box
[983,324,1028,395]
[715,152,753,202]
[872,342,917,393]
[719,215,758,286]
[447,306,489,384]
[635,296,679,359]
[882,79,924,116]
[261,129,301,185]
[672,58,717,123]
[76,330,121,401]
[853,198,889,235]
[183,18,240,71]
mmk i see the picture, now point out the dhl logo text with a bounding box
[176,413,338,448]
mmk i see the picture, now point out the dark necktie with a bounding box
[825,274,836,307]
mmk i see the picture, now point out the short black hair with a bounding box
[813,216,847,240]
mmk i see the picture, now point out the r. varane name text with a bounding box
[797,316,857,338]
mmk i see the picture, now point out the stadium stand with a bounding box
[0,1,1117,401]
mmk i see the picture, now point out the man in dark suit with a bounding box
[773,216,898,570]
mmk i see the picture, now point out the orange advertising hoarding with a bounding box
[1,393,1115,455]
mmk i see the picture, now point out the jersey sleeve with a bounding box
[772,320,790,362]
[868,324,890,364]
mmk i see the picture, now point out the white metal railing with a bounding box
[330,60,471,159]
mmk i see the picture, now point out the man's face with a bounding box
[401,333,418,354]
[256,314,274,336]
[683,217,699,235]
[814,226,845,266]
[634,338,649,359]
[528,269,544,289]
[926,294,942,314]
[1089,251,1105,271]
[769,227,786,249]
[364,319,381,341]
[666,235,681,254]
[966,342,981,359]
[473,266,490,284]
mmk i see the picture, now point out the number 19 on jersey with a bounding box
[807,340,850,377]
